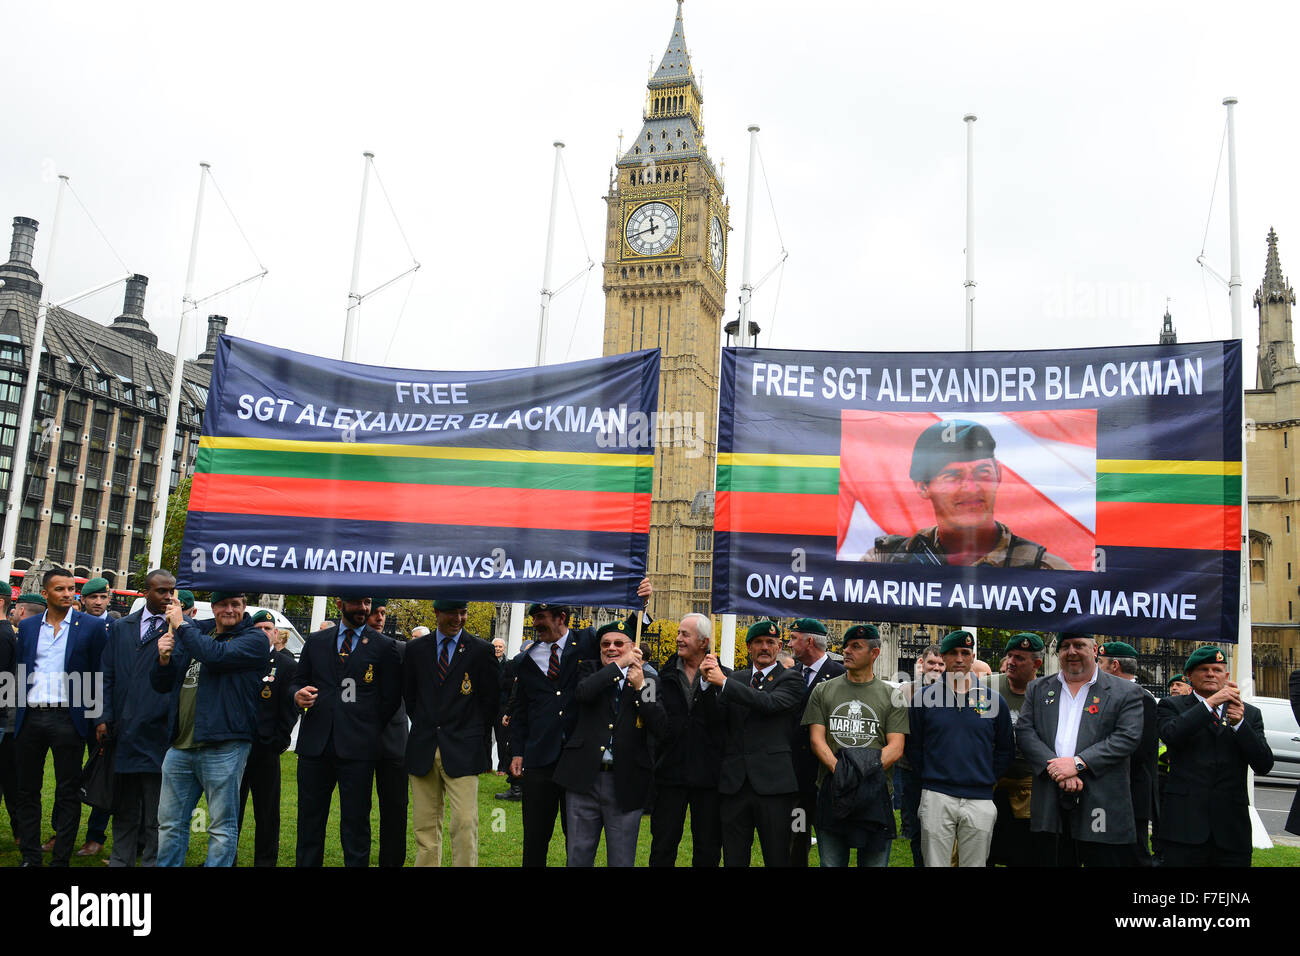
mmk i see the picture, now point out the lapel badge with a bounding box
[261,685,272,699]
[364,663,375,684]
[460,673,473,696]
[1092,696,1100,704]
[362,636,369,644]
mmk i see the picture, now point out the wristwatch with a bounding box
[1073,757,1087,774]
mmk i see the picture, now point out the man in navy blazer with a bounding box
[12,567,109,867]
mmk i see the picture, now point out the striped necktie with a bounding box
[141,615,164,647]
[752,668,763,688]
[438,637,452,681]
[340,629,355,663]
[547,642,560,680]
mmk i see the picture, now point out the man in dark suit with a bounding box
[291,595,402,867]
[404,598,499,867]
[1016,632,1144,867]
[703,619,803,867]
[787,617,845,866]
[649,612,730,866]
[1157,644,1273,866]
[0,591,17,846]
[494,638,525,801]
[99,569,179,867]
[12,567,108,867]
[555,619,667,866]
[508,578,652,866]
[1098,641,1159,865]
[1288,668,1300,838]
[367,597,409,867]
[237,610,298,867]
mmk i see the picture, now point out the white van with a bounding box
[128,598,305,660]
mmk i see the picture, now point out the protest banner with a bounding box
[713,341,1242,641]
[180,336,659,606]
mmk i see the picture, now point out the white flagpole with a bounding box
[149,163,208,571]
[1224,96,1268,849]
[0,176,70,583]
[310,152,373,633]
[963,114,978,640]
[506,141,566,657]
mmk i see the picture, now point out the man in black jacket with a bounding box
[787,617,845,866]
[554,619,667,866]
[236,610,297,867]
[404,598,499,867]
[99,570,178,867]
[649,612,730,866]
[509,578,652,867]
[703,619,804,867]
[1099,640,1159,865]
[291,595,402,867]
[368,597,409,867]
[0,592,17,846]
[1157,644,1273,866]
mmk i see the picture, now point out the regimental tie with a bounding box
[547,643,560,681]
[752,669,763,689]
[438,638,452,682]
[141,615,165,648]
[340,628,355,663]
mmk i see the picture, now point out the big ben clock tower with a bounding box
[602,0,728,624]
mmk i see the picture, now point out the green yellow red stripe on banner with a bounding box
[192,435,652,533]
[715,453,840,536]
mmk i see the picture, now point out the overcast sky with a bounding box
[4,0,1297,385]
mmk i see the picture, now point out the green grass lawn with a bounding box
[1,753,1295,866]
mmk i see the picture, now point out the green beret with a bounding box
[843,623,880,644]
[910,420,997,483]
[746,619,780,642]
[527,602,569,617]
[209,591,245,605]
[597,619,631,638]
[16,592,46,607]
[789,618,827,636]
[940,629,975,653]
[1167,673,1187,687]
[1058,631,1094,644]
[434,599,468,612]
[80,577,109,597]
[176,589,195,610]
[369,596,389,610]
[250,610,276,625]
[1184,644,1228,673]
[1099,641,1139,659]
[1004,632,1044,653]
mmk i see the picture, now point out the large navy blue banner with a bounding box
[179,336,659,605]
[713,341,1242,642]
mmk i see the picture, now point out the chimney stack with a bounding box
[8,217,38,266]
[107,274,157,348]
[196,315,228,368]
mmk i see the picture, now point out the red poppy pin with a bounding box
[1086,704,1100,714]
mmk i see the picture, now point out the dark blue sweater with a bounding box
[906,679,1014,799]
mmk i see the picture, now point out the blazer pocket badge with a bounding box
[364,664,375,684]
[460,674,473,696]
[261,685,272,699]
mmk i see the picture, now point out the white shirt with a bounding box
[529,631,569,672]
[803,654,827,685]
[724,661,779,696]
[29,611,70,706]
[1193,690,1243,731]
[1053,667,1099,758]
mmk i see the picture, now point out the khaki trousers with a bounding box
[410,749,478,867]
[918,788,996,867]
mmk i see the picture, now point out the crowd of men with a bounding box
[1,566,1297,867]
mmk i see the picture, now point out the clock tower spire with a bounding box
[602,0,729,624]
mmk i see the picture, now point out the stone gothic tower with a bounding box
[1255,227,1298,389]
[601,1,729,623]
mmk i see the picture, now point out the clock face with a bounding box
[625,202,680,257]
[709,216,724,272]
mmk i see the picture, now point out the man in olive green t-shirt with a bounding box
[803,624,909,867]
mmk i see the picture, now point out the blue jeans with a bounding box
[156,741,252,867]
[817,828,891,867]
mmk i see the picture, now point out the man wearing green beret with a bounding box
[367,597,409,868]
[906,629,1015,866]
[175,590,197,619]
[803,623,909,866]
[863,420,1072,569]
[987,632,1044,867]
[787,617,845,866]
[702,619,804,866]
[1099,641,1159,865]
[237,609,297,867]
[1156,645,1273,866]
[1166,674,1190,696]
[78,578,112,620]
[71,580,114,858]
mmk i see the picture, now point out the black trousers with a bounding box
[14,708,84,866]
[374,756,408,868]
[238,742,283,867]
[649,784,722,867]
[110,772,160,867]
[721,781,794,867]
[989,787,1034,867]
[296,749,375,867]
[494,718,511,773]
[0,733,19,842]
[521,761,567,867]
[1132,817,1153,866]
[789,788,816,867]
[1161,839,1251,868]
[1032,830,1135,867]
